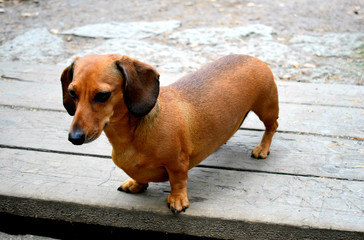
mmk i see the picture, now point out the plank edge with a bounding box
[1,195,363,239]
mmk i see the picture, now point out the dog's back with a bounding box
[169,54,278,166]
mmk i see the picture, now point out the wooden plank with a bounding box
[243,104,364,138]
[278,81,364,108]
[205,129,364,181]
[0,71,179,111]
[0,107,112,157]
[0,107,363,180]
[0,148,363,237]
[0,61,65,83]
[1,61,363,107]
[0,61,181,86]
[0,80,63,110]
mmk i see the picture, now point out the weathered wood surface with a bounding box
[0,107,363,181]
[0,61,364,239]
[1,148,363,238]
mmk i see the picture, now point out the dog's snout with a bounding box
[68,127,85,145]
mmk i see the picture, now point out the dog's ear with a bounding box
[61,62,76,116]
[115,58,160,117]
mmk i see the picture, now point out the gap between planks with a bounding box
[280,101,364,109]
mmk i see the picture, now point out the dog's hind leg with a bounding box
[251,117,278,159]
[251,93,279,159]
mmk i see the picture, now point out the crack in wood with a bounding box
[0,75,34,83]
[240,128,364,141]
[0,104,65,113]
[197,164,364,183]
[280,101,364,109]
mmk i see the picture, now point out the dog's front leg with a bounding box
[166,165,190,214]
[118,178,149,193]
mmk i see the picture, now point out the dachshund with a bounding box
[61,54,279,214]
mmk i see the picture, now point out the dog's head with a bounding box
[61,54,160,145]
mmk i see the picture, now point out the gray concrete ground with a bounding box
[0,0,363,84]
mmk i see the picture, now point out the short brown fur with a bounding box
[61,54,279,214]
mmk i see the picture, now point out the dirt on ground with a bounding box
[1,0,363,38]
[0,0,363,84]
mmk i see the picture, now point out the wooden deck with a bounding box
[0,61,363,239]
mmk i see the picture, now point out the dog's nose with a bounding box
[68,128,85,145]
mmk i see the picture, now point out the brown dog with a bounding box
[61,54,279,214]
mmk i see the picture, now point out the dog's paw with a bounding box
[251,145,269,159]
[117,178,148,193]
[167,193,189,215]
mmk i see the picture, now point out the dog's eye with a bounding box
[68,89,77,100]
[94,91,111,103]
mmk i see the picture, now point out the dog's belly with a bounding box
[112,148,169,183]
[125,165,169,183]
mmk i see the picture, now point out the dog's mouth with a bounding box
[83,137,96,144]
[76,133,99,145]
[84,129,104,144]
